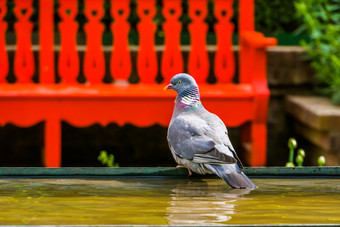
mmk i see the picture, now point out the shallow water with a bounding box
[0,177,339,225]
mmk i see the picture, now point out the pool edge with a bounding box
[0,167,339,178]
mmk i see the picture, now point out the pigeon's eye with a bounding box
[177,80,182,84]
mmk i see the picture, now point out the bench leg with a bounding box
[44,117,61,167]
[241,122,267,166]
[251,122,267,166]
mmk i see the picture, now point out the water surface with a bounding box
[0,178,339,225]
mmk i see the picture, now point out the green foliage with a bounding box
[285,138,328,167]
[318,156,326,166]
[295,149,305,167]
[295,0,340,105]
[286,137,297,167]
[285,162,295,167]
[288,137,297,151]
[255,0,300,34]
[286,138,306,167]
[98,151,119,167]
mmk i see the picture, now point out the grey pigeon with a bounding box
[164,73,257,189]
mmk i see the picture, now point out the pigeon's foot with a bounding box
[176,165,192,176]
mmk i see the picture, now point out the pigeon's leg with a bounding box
[176,165,192,176]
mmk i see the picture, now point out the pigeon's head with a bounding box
[164,73,198,94]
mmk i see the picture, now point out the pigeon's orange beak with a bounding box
[163,84,173,91]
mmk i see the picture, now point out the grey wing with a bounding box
[168,116,215,160]
[168,115,237,164]
[201,111,244,169]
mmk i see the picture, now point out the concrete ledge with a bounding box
[0,167,339,178]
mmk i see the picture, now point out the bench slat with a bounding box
[215,0,234,83]
[161,0,183,83]
[0,84,253,98]
[111,0,131,81]
[0,1,8,83]
[188,0,209,83]
[14,0,35,83]
[58,0,79,83]
[0,93,253,128]
[137,0,158,83]
[84,0,105,84]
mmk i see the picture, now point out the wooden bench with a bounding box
[0,0,276,167]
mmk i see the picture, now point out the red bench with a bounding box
[0,0,276,167]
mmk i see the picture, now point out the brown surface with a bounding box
[286,96,340,130]
[286,96,340,165]
[293,120,340,151]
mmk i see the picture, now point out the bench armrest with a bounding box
[239,31,277,123]
[241,31,277,48]
[239,31,277,84]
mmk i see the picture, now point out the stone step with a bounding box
[286,95,340,131]
[286,95,340,165]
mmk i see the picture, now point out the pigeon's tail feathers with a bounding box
[207,164,257,190]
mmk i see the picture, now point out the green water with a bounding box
[0,177,339,225]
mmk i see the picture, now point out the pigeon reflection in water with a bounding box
[165,179,251,225]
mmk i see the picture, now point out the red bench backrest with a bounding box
[0,0,255,85]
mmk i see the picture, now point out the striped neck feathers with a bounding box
[176,86,202,110]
